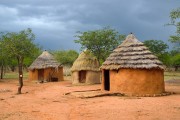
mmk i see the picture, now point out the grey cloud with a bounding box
[0,0,179,50]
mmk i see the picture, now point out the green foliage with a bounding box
[143,40,169,55]
[2,28,38,58]
[0,32,7,62]
[157,50,180,68]
[143,40,170,66]
[0,32,9,78]
[1,28,41,69]
[7,58,18,71]
[74,26,125,64]
[168,7,180,51]
[52,50,78,66]
[169,7,180,33]
[171,53,180,66]
[158,52,172,67]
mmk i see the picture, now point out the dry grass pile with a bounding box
[29,51,62,70]
[71,50,100,72]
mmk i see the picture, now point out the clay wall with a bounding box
[102,68,165,95]
[86,71,100,84]
[72,71,79,84]
[28,67,64,81]
[28,70,38,81]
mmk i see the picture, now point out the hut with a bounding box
[28,51,63,82]
[101,33,165,96]
[71,50,100,84]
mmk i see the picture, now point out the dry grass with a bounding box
[71,50,100,72]
[29,51,61,70]
[164,71,180,81]
[63,66,71,76]
[3,72,28,79]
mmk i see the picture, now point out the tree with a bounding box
[53,50,78,66]
[143,40,169,66]
[0,36,4,79]
[171,53,180,71]
[143,40,169,55]
[0,32,8,79]
[2,28,40,94]
[170,50,180,71]
[168,7,180,51]
[74,27,125,64]
[158,52,172,67]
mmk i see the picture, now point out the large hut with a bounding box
[28,51,63,82]
[71,50,100,84]
[101,33,165,96]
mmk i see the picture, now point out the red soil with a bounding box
[0,78,180,120]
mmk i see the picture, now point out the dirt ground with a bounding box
[0,77,180,120]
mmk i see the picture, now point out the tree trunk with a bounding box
[11,66,15,72]
[0,65,3,79]
[17,57,23,94]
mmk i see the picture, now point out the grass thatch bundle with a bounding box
[101,34,164,70]
[29,51,61,70]
[71,50,100,72]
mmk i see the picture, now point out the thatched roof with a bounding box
[29,51,62,70]
[71,50,100,72]
[101,34,164,70]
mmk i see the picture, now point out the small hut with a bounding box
[101,33,165,96]
[28,51,63,82]
[71,50,100,84]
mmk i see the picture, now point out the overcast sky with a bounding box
[0,0,179,51]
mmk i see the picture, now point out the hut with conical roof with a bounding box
[71,50,100,84]
[28,51,63,82]
[101,34,165,96]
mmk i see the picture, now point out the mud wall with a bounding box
[57,67,64,81]
[86,71,100,84]
[44,67,64,81]
[102,68,165,95]
[72,71,101,84]
[72,71,79,84]
[28,69,38,81]
[28,67,64,81]
[44,68,51,81]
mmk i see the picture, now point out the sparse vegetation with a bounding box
[3,72,28,79]
[164,71,180,81]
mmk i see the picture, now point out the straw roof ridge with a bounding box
[71,50,100,72]
[101,34,164,70]
[29,51,61,70]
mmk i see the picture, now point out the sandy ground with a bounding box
[0,77,180,120]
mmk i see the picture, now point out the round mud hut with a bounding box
[28,51,63,82]
[101,33,165,96]
[71,50,100,84]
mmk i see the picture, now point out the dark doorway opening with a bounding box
[79,70,86,83]
[38,69,44,81]
[51,77,58,82]
[104,70,110,91]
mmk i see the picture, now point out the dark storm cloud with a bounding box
[0,0,179,50]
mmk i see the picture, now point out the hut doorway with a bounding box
[38,69,44,81]
[79,70,86,83]
[104,70,110,91]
